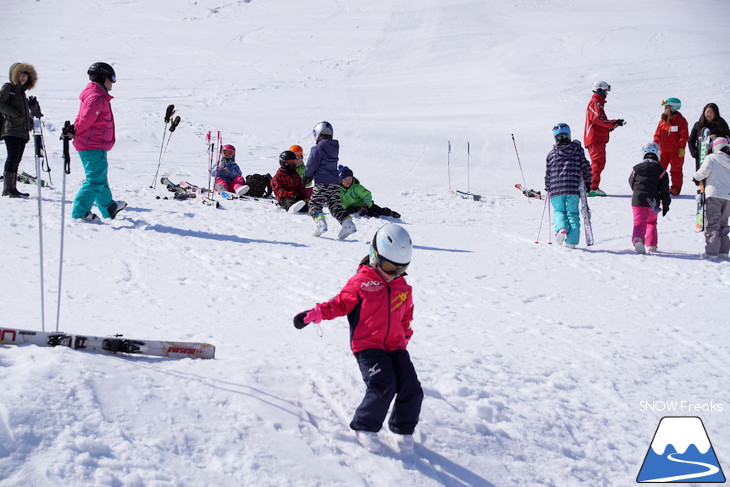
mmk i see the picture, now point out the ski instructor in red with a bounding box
[583,81,624,197]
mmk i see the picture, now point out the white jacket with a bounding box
[693,151,730,200]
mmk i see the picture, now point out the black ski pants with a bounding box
[349,348,423,435]
[4,136,28,173]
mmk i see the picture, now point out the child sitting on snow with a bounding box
[290,144,313,199]
[272,150,309,213]
[211,144,248,196]
[628,142,671,254]
[338,165,401,219]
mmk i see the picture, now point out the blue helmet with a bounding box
[552,123,571,140]
[662,98,681,113]
[642,142,660,156]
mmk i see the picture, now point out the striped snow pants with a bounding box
[308,183,349,223]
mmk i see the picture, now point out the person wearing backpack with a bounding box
[0,62,37,198]
[693,137,730,261]
[628,142,671,254]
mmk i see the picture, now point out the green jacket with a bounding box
[339,178,373,209]
[295,164,312,187]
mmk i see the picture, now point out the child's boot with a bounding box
[338,217,357,240]
[555,228,567,246]
[632,237,646,254]
[355,431,381,453]
[313,211,328,237]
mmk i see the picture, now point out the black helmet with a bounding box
[279,150,297,170]
[88,62,116,83]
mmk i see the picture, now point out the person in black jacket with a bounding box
[0,62,37,198]
[688,103,730,169]
[629,143,671,254]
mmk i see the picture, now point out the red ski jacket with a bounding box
[316,264,414,354]
[653,112,689,154]
[583,92,615,147]
[271,167,307,201]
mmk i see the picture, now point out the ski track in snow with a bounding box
[2,0,730,486]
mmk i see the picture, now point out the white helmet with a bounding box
[312,121,333,142]
[592,81,611,93]
[369,223,412,276]
[711,137,729,154]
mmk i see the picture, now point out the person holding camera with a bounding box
[0,62,37,198]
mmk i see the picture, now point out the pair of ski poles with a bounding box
[511,133,552,244]
[150,104,181,189]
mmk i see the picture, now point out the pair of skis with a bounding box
[18,171,50,188]
[160,177,220,208]
[1,327,214,359]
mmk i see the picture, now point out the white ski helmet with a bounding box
[369,223,412,276]
[592,80,611,93]
[313,121,333,142]
[711,137,729,154]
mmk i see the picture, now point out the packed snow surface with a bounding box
[1,0,729,486]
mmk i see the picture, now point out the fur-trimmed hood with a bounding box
[8,62,37,90]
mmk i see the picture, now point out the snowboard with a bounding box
[515,184,542,200]
[0,327,215,359]
[695,128,711,232]
[579,174,594,246]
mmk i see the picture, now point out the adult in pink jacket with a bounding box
[583,81,624,196]
[71,62,126,222]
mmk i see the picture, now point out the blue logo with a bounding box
[637,416,725,483]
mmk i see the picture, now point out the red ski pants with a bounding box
[659,152,685,194]
[586,142,606,190]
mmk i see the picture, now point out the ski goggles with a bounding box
[378,257,409,277]
[222,150,235,157]
[108,74,116,83]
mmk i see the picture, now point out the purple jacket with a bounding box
[73,82,115,151]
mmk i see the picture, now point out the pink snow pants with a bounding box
[632,206,659,247]
[215,176,245,192]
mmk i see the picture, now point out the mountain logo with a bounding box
[637,416,726,483]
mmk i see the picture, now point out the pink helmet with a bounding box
[222,144,235,153]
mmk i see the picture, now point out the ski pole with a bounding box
[535,191,549,244]
[467,141,471,194]
[56,121,72,331]
[447,141,452,191]
[33,118,46,331]
[158,115,181,166]
[29,96,52,186]
[511,134,528,193]
[151,104,175,189]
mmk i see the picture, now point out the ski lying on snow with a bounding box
[515,184,542,200]
[18,171,50,188]
[449,189,481,201]
[0,327,215,359]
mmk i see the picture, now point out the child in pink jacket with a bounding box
[294,223,422,454]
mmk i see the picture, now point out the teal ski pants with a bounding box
[72,149,114,219]
[551,194,581,245]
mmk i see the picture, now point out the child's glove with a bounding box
[357,206,369,217]
[293,307,323,329]
[662,205,670,217]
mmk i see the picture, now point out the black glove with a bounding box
[692,178,701,186]
[28,96,43,118]
[585,182,591,192]
[293,311,309,329]
[303,176,313,186]
[613,119,625,127]
[662,205,670,217]
[357,206,369,217]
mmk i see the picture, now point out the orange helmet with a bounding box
[289,145,304,157]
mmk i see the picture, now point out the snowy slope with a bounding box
[1,0,730,486]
